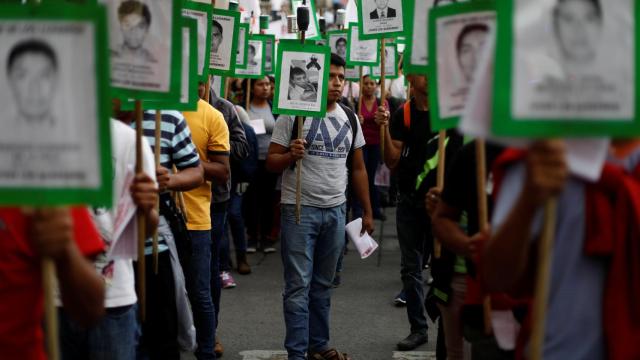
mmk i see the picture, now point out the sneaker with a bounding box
[262,240,277,254]
[396,332,428,351]
[220,271,237,289]
[247,239,257,253]
[393,291,406,307]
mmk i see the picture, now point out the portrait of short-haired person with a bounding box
[370,0,396,19]
[456,23,489,84]
[112,0,157,63]
[287,66,318,102]
[248,44,258,66]
[212,19,223,54]
[553,0,602,65]
[7,39,58,127]
[335,37,347,60]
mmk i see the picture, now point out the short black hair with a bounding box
[456,23,489,55]
[212,20,223,35]
[330,52,346,69]
[290,67,306,79]
[118,0,151,26]
[7,39,57,74]
[554,0,602,20]
[336,37,347,46]
[249,44,256,53]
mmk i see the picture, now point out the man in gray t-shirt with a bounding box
[266,54,374,360]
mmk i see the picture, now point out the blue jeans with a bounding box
[186,230,216,360]
[397,196,430,335]
[59,304,139,360]
[280,203,346,360]
[220,191,247,271]
[210,206,227,324]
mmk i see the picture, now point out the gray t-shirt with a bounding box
[248,104,276,160]
[271,105,365,208]
[491,148,640,360]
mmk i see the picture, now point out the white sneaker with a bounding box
[220,271,237,289]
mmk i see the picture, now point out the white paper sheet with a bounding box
[490,310,521,351]
[249,119,267,135]
[345,218,378,259]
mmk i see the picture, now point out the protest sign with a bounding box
[210,8,240,76]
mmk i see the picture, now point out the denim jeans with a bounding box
[59,304,139,360]
[210,204,227,325]
[397,195,430,335]
[280,203,346,360]
[186,230,216,360]
[220,191,247,271]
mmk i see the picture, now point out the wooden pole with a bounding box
[379,38,387,159]
[357,67,364,117]
[134,100,146,321]
[529,199,558,360]
[474,139,493,336]
[204,76,211,103]
[294,29,307,224]
[42,259,59,360]
[224,77,231,100]
[433,129,446,259]
[152,110,161,275]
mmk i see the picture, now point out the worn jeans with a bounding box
[186,230,216,360]
[59,304,139,360]
[397,196,430,335]
[281,204,347,360]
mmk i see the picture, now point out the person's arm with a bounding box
[130,172,160,238]
[375,106,403,169]
[350,148,375,235]
[156,164,204,192]
[225,104,250,162]
[28,208,105,326]
[482,140,569,292]
[266,140,305,173]
[432,200,483,257]
[204,154,230,184]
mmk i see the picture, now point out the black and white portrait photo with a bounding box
[347,23,378,65]
[371,43,398,79]
[182,3,211,80]
[358,0,404,38]
[236,38,263,77]
[210,10,238,74]
[409,0,432,69]
[0,20,103,189]
[511,0,634,120]
[108,0,177,92]
[435,11,494,118]
[236,24,248,68]
[329,32,348,61]
[274,46,329,116]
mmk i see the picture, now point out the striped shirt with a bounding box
[133,110,201,254]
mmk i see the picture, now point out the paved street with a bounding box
[185,208,438,360]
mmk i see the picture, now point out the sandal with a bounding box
[308,348,352,360]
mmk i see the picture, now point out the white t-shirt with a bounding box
[92,119,156,308]
[270,105,365,208]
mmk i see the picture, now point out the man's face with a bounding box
[212,26,222,52]
[336,41,346,57]
[458,29,488,82]
[292,73,307,87]
[198,81,206,99]
[327,64,345,104]
[375,0,389,10]
[554,0,602,63]
[121,13,149,49]
[8,52,57,119]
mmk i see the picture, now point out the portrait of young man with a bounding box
[112,0,157,63]
[287,66,318,102]
[456,23,489,84]
[553,0,602,65]
[370,0,396,19]
[211,19,223,54]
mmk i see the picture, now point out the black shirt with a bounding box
[441,141,504,236]
[389,98,462,197]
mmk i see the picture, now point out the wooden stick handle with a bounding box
[357,67,364,117]
[224,77,231,100]
[134,100,146,321]
[433,129,446,259]
[379,38,387,159]
[529,199,558,360]
[152,110,161,275]
[474,139,493,335]
[42,258,59,360]
[204,76,211,103]
[245,78,251,110]
[294,29,307,224]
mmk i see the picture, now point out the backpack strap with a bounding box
[403,100,411,130]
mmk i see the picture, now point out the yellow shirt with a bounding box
[182,99,230,230]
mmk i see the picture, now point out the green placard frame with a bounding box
[346,22,380,66]
[356,0,405,40]
[428,1,495,131]
[110,0,183,103]
[0,3,113,207]
[403,0,429,75]
[262,34,277,75]
[291,0,322,41]
[492,0,640,137]
[273,41,331,118]
[182,1,212,83]
[235,22,250,70]
[210,8,240,76]
[370,42,399,80]
[235,34,267,79]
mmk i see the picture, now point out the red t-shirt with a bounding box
[361,99,389,145]
[0,207,104,360]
